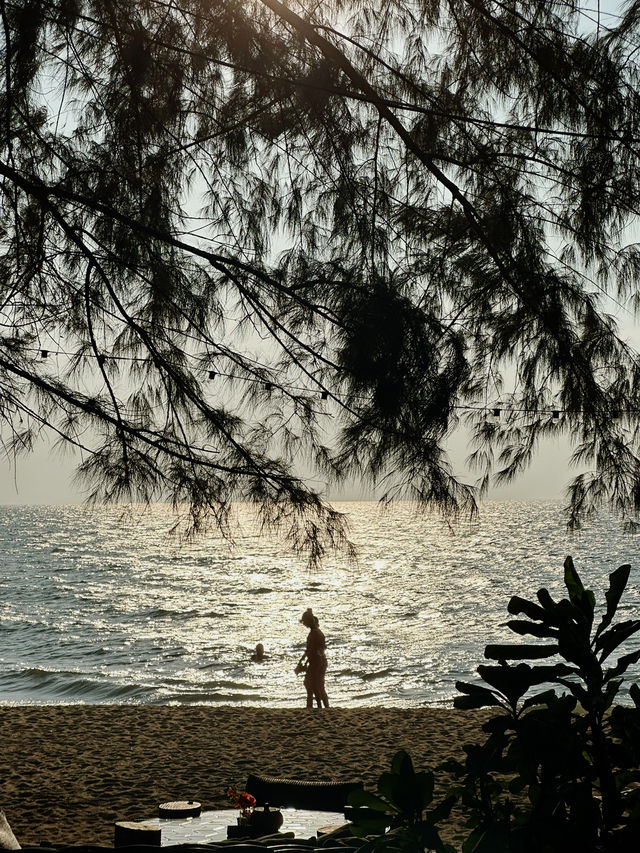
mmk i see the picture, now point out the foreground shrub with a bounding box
[451,556,640,852]
[347,749,455,852]
[349,558,640,851]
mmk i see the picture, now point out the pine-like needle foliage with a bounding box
[1,0,640,550]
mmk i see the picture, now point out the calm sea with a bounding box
[1,500,639,708]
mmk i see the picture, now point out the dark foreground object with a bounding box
[22,834,356,853]
[245,776,363,812]
[227,807,284,839]
[113,824,162,848]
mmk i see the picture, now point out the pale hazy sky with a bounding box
[0,429,571,505]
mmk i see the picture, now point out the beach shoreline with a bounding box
[0,705,491,847]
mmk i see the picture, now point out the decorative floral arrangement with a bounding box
[226,786,256,818]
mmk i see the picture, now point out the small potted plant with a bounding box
[226,787,257,834]
[226,787,283,837]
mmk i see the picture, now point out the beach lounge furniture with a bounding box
[16,841,360,853]
[245,775,363,812]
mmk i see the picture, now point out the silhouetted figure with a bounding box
[297,608,329,709]
[251,643,267,662]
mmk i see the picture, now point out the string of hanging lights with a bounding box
[21,344,602,420]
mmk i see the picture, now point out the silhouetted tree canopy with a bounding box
[2,0,640,551]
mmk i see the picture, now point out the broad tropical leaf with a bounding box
[455,680,505,706]
[506,619,559,639]
[347,789,390,812]
[596,564,632,639]
[484,643,558,660]
[596,620,640,662]
[507,596,550,622]
[604,648,640,682]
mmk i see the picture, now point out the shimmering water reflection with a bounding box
[1,501,639,707]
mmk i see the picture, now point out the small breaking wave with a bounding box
[0,667,155,703]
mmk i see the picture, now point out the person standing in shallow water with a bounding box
[296,608,329,709]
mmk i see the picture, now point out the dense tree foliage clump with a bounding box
[3,0,640,548]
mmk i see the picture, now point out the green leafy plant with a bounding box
[347,750,455,852]
[451,556,640,852]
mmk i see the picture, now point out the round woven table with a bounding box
[158,801,202,819]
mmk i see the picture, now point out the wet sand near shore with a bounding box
[0,705,492,848]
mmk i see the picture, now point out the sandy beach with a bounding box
[0,705,492,848]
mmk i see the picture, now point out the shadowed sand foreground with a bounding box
[0,706,492,847]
